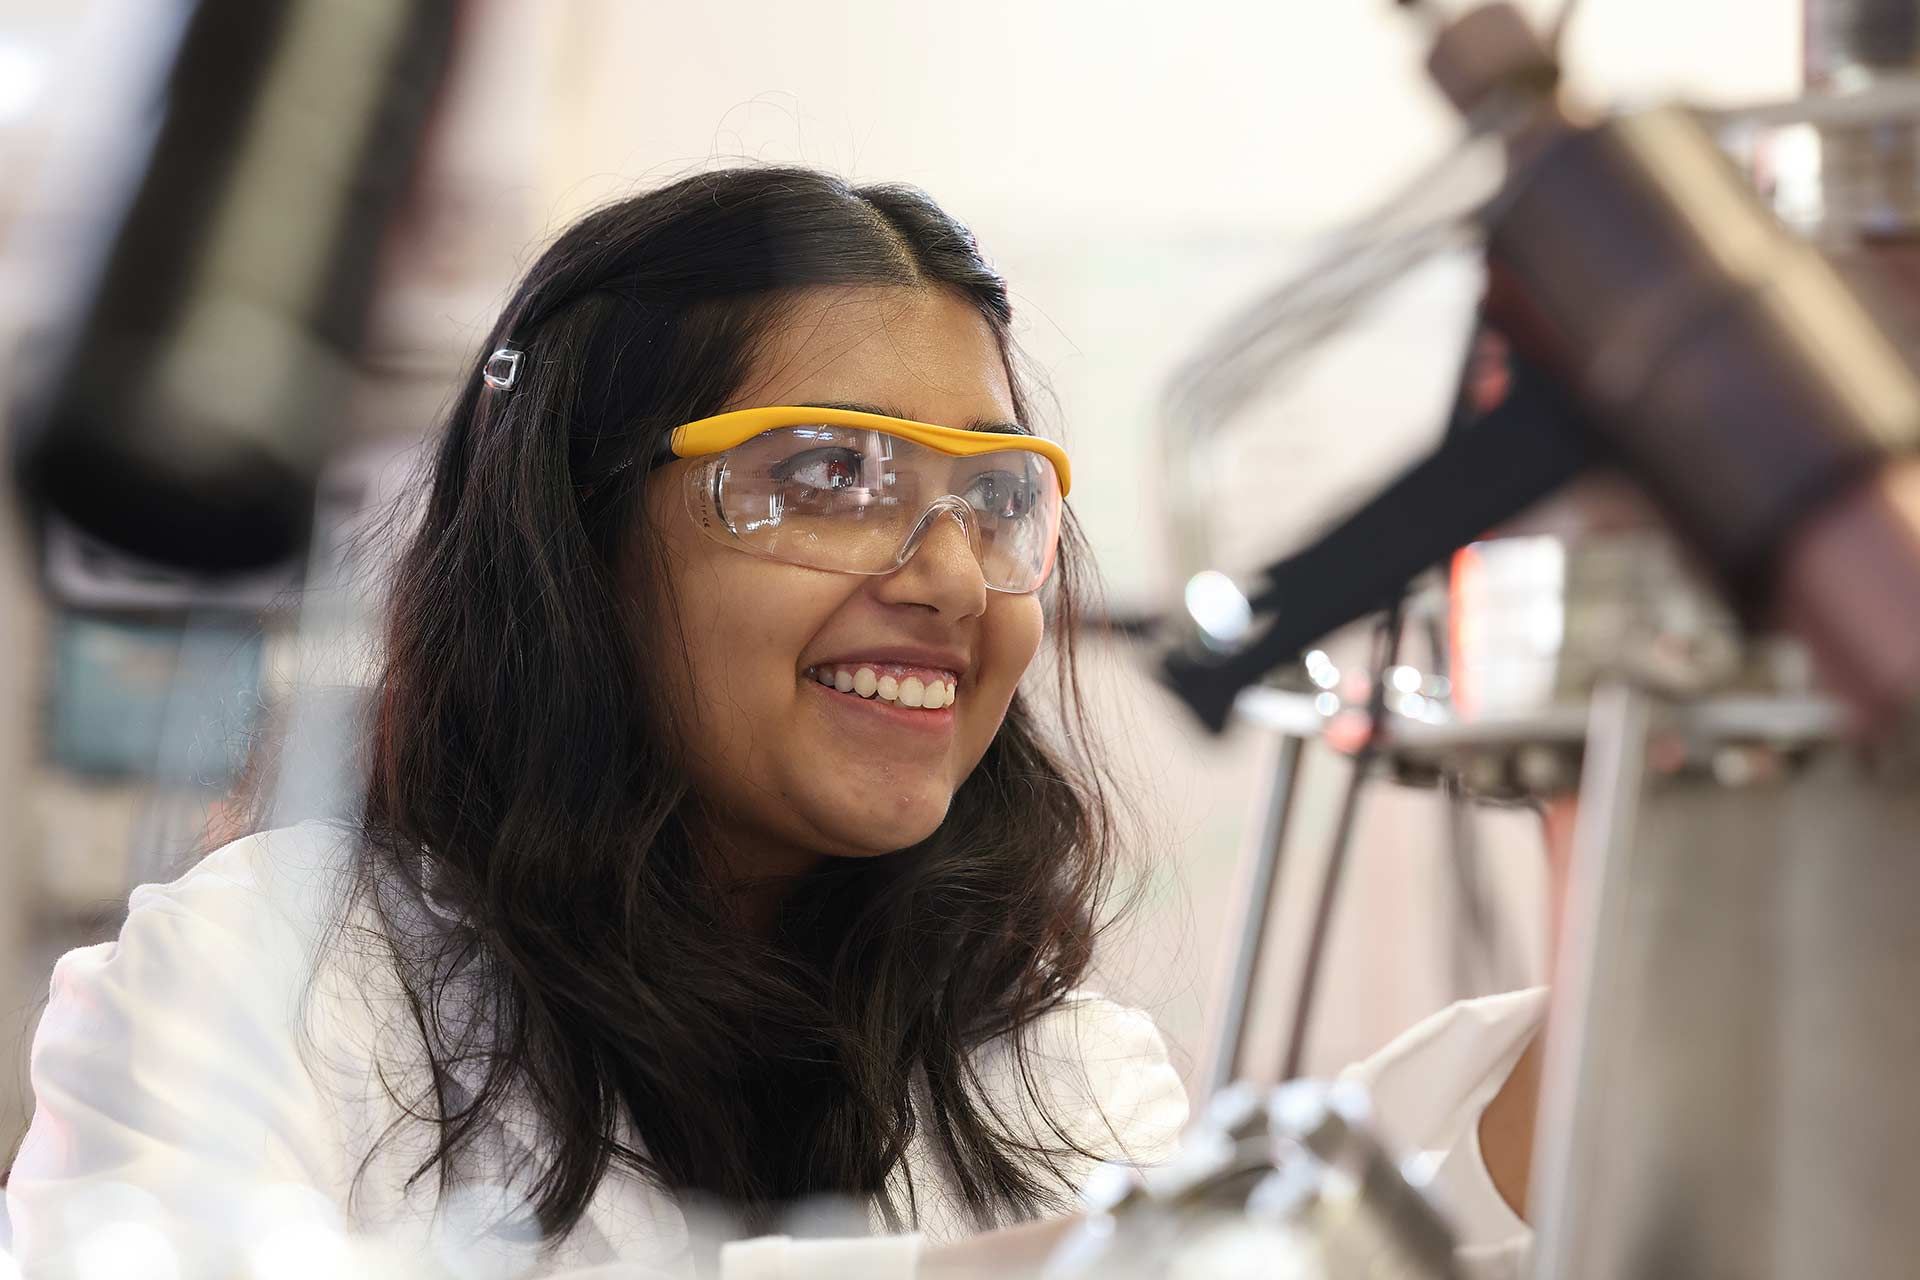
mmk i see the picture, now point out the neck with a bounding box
[695,817,822,938]
[721,871,796,937]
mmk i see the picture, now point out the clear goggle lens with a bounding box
[688,424,1064,593]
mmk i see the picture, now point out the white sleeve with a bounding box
[974,993,1192,1172]
[1060,996,1190,1167]
[5,837,352,1278]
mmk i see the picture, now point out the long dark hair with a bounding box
[358,166,1125,1238]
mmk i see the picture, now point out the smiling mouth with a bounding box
[803,662,959,711]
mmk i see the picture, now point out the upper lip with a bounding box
[807,646,971,677]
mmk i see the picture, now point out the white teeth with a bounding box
[810,665,957,710]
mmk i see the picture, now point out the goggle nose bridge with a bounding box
[893,494,981,569]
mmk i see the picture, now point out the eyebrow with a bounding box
[797,400,1030,435]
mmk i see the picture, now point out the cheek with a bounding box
[650,538,831,754]
[976,595,1045,717]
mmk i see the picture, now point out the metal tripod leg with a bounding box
[1529,682,1652,1279]
[1204,732,1305,1096]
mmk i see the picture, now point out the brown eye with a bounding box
[774,447,866,492]
[964,469,1037,519]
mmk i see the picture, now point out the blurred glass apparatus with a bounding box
[670,405,1072,594]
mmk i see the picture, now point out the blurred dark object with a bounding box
[10,0,458,573]
[1165,1,1920,735]
[41,514,297,610]
[1807,0,1920,84]
[1163,337,1595,732]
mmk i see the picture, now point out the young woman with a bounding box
[6,168,1188,1277]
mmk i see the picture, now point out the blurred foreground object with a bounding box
[1046,1082,1457,1280]
[9,0,458,572]
[1164,2,1920,1277]
[1162,0,1920,733]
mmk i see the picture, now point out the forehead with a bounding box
[730,286,1017,426]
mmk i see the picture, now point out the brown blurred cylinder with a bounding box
[1430,4,1920,731]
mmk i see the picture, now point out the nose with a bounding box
[872,499,988,618]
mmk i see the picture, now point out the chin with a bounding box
[817,798,950,859]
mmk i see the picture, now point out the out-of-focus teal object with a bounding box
[48,614,263,782]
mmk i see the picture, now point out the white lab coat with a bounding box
[6,821,1189,1279]
[1342,987,1548,1280]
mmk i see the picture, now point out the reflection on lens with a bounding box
[700,424,1063,592]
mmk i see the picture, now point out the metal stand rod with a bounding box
[1527,682,1652,1280]
[1204,732,1305,1096]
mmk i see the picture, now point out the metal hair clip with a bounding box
[482,346,523,391]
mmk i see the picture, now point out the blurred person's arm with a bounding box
[5,829,357,1275]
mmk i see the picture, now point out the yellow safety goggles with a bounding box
[668,406,1070,594]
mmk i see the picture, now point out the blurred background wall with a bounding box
[0,0,1798,1158]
